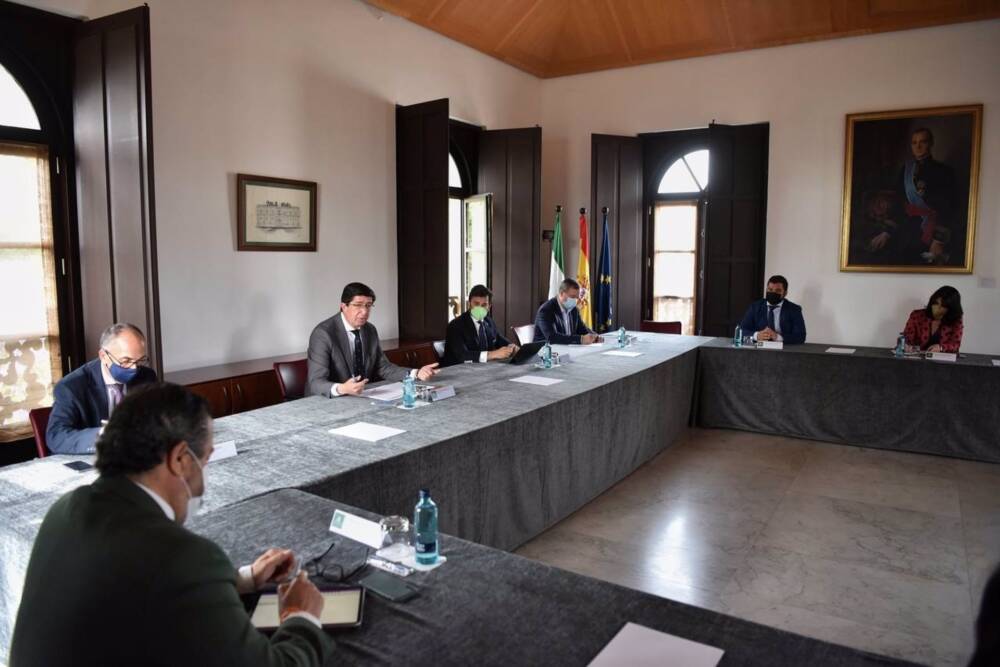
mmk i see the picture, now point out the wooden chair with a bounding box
[640,321,682,335]
[511,324,535,346]
[273,359,308,401]
[28,406,53,458]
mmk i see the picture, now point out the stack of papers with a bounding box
[361,384,404,402]
[329,422,406,442]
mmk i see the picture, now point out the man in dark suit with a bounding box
[307,282,439,397]
[11,383,333,666]
[533,278,603,345]
[442,284,518,366]
[46,322,158,454]
[738,274,807,344]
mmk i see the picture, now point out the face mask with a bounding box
[179,447,206,523]
[765,292,783,306]
[108,361,139,384]
[562,297,578,311]
[470,306,488,322]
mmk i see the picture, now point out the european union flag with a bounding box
[595,208,613,333]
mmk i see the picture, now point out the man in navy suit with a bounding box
[46,323,158,454]
[533,278,603,345]
[442,284,518,366]
[738,275,807,344]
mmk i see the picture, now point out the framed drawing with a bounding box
[840,104,981,273]
[237,174,317,251]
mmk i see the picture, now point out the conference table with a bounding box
[191,487,916,666]
[0,334,705,661]
[695,339,1000,463]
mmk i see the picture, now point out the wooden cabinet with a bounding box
[384,342,438,368]
[186,371,283,419]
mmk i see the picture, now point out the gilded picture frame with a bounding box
[840,104,981,273]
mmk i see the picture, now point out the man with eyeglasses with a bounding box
[306,282,439,397]
[46,322,158,454]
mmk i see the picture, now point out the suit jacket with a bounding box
[46,358,158,455]
[532,297,594,345]
[738,299,807,345]
[306,313,409,397]
[904,309,963,352]
[9,475,332,667]
[442,312,511,366]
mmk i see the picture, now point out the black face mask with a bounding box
[765,291,783,306]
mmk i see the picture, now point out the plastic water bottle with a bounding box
[542,342,553,369]
[413,488,438,565]
[402,375,417,408]
[734,325,743,348]
[618,326,627,349]
[894,333,906,358]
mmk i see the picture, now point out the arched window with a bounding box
[0,62,61,441]
[448,152,463,190]
[0,64,41,130]
[657,149,709,194]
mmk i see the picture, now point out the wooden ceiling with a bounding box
[366,0,1000,78]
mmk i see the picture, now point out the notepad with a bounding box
[362,384,404,402]
[208,440,238,462]
[329,422,406,442]
[603,350,642,358]
[588,622,723,667]
[510,375,563,386]
[825,347,856,354]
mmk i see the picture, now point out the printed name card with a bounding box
[825,347,856,355]
[329,509,384,548]
[758,341,783,350]
[993,360,1000,367]
[927,352,957,363]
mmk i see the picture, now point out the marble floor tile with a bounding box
[514,525,734,602]
[719,591,971,667]
[788,459,961,517]
[803,442,960,483]
[757,492,968,585]
[722,544,973,646]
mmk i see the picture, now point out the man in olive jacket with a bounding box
[10,383,334,667]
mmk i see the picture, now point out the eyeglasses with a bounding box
[103,349,149,368]
[347,302,375,311]
[303,542,369,584]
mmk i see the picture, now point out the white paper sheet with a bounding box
[509,375,564,386]
[362,384,404,402]
[209,440,238,462]
[588,622,724,667]
[825,347,856,354]
[329,422,406,442]
[603,350,643,358]
[993,360,1000,367]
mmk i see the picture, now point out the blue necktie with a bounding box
[767,306,777,331]
[351,330,365,379]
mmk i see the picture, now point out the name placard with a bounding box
[927,352,957,363]
[329,509,384,549]
[758,341,783,350]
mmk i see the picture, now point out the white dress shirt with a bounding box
[332,312,416,396]
[753,301,784,342]
[131,480,320,628]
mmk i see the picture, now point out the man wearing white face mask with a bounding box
[533,278,602,345]
[11,383,333,667]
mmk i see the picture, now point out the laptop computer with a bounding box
[509,340,546,365]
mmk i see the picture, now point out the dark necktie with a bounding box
[477,321,489,350]
[108,384,124,416]
[767,305,777,331]
[351,329,364,379]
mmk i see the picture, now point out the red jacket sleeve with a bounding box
[903,310,923,347]
[941,318,963,353]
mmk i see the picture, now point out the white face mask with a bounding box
[179,446,207,523]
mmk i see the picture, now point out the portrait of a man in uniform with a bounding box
[841,105,981,273]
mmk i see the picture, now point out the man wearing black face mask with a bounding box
[738,275,807,344]
[46,322,158,454]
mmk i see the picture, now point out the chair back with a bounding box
[273,359,308,400]
[511,324,535,346]
[432,340,446,360]
[29,406,52,458]
[640,320,682,335]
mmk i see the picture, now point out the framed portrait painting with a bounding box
[237,174,317,251]
[840,104,981,273]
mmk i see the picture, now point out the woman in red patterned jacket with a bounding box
[903,286,963,353]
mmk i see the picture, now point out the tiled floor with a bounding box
[515,428,1000,666]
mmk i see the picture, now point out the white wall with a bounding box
[539,19,1000,354]
[42,0,541,371]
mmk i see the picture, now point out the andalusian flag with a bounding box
[595,207,613,332]
[577,208,592,328]
[547,206,566,299]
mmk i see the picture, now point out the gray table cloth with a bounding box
[0,334,705,661]
[695,338,1000,463]
[191,488,918,666]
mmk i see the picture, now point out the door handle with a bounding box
[234,382,244,413]
[221,385,231,416]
